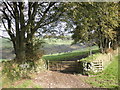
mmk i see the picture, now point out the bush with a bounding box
[26,37,45,61]
[2,59,46,81]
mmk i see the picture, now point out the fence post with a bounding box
[47,60,49,70]
[60,61,62,71]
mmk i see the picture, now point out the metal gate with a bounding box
[46,60,80,73]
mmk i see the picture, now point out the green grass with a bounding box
[2,72,42,88]
[2,67,42,88]
[86,55,119,88]
[5,79,42,88]
[42,46,99,61]
[0,59,12,62]
[80,53,101,62]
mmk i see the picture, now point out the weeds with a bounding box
[2,59,46,88]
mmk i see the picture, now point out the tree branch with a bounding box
[26,2,33,30]
[7,2,16,15]
[2,19,16,42]
[2,19,8,31]
[32,2,39,18]
[18,2,25,28]
[13,2,20,39]
[34,2,56,31]
[36,11,62,30]
[0,35,11,40]
[3,2,15,18]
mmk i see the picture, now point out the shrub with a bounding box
[26,37,45,61]
[2,59,46,81]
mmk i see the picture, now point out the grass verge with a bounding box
[85,55,119,88]
[3,79,42,88]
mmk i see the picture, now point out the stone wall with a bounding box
[78,48,119,75]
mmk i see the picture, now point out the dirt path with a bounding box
[32,71,91,88]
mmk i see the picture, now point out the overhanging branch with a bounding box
[3,2,15,18]
[0,35,11,40]
[34,2,56,31]
[2,19,8,31]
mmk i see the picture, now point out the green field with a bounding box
[86,55,119,88]
[0,38,73,49]
[1,37,99,61]
[0,38,13,49]
[42,46,99,61]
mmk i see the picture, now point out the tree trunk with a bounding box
[25,32,34,60]
[15,36,26,61]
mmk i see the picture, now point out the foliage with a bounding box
[63,2,119,52]
[86,55,119,88]
[2,59,46,81]
[26,37,45,61]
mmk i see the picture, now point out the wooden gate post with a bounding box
[47,60,49,70]
[59,61,62,71]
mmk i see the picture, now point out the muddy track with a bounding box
[33,71,91,88]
